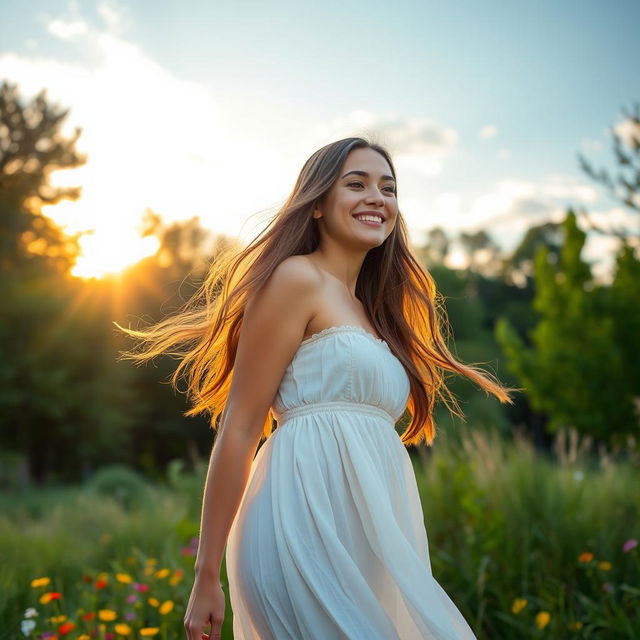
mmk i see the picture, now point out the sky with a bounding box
[1,0,639,280]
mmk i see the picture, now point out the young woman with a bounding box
[119,137,515,639]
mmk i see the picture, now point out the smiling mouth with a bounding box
[353,214,384,226]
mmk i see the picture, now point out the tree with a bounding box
[496,209,639,447]
[577,101,640,239]
[0,80,86,274]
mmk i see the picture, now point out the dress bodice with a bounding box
[271,325,411,425]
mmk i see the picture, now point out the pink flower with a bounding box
[124,611,136,621]
[105,633,115,640]
[126,594,138,603]
[133,582,149,592]
[623,538,637,553]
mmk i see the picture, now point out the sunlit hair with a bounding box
[116,136,517,446]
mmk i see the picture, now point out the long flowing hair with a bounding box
[116,136,517,446]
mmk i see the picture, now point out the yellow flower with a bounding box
[535,611,551,629]
[49,615,67,623]
[140,628,159,636]
[116,572,133,584]
[578,552,594,563]
[115,623,132,635]
[98,609,117,621]
[77,636,91,640]
[154,568,170,579]
[143,567,154,576]
[511,598,528,614]
[158,600,174,615]
[39,593,58,604]
[31,577,51,588]
[97,571,110,583]
[598,561,612,571]
[568,621,584,630]
[147,597,159,607]
[145,557,158,566]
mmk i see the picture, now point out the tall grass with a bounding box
[1,429,638,638]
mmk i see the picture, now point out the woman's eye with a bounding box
[347,181,396,195]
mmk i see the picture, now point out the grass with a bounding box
[1,427,638,639]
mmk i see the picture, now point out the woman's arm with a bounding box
[192,256,320,580]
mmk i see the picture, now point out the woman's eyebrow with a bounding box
[341,170,396,182]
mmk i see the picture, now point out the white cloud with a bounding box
[313,111,459,177]
[46,18,88,41]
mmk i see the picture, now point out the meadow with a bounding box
[1,426,638,640]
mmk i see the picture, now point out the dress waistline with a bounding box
[275,401,395,426]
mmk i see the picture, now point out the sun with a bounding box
[71,226,160,279]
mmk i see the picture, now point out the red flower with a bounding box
[95,580,108,589]
[58,621,75,635]
[82,612,96,621]
[48,592,62,601]
[133,582,149,592]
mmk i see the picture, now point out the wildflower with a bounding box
[154,568,170,579]
[159,600,174,615]
[115,623,132,635]
[95,579,108,590]
[511,598,527,614]
[23,608,38,618]
[140,629,159,637]
[147,597,159,607]
[535,611,550,629]
[77,636,91,640]
[169,569,183,586]
[623,538,638,553]
[39,592,62,604]
[82,574,94,583]
[181,546,195,557]
[124,611,136,621]
[116,573,133,584]
[578,552,594,563]
[145,558,158,566]
[20,619,36,636]
[82,612,96,621]
[49,615,67,623]
[57,621,75,635]
[598,561,612,571]
[568,621,584,630]
[98,609,117,621]
[143,567,154,576]
[126,594,138,604]
[105,634,115,640]
[133,582,149,592]
[30,577,51,588]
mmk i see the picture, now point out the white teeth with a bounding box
[355,215,383,223]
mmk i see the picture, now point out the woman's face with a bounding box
[313,147,398,249]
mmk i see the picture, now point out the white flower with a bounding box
[23,608,38,618]
[21,619,36,636]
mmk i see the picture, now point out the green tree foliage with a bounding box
[0,80,86,274]
[496,209,640,446]
[0,82,138,484]
[577,100,640,237]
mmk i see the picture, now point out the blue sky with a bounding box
[1,0,638,278]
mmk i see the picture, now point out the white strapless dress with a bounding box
[225,325,477,639]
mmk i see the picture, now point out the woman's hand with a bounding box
[183,574,226,640]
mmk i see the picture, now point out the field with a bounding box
[1,427,638,639]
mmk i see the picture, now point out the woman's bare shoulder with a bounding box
[272,254,323,290]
